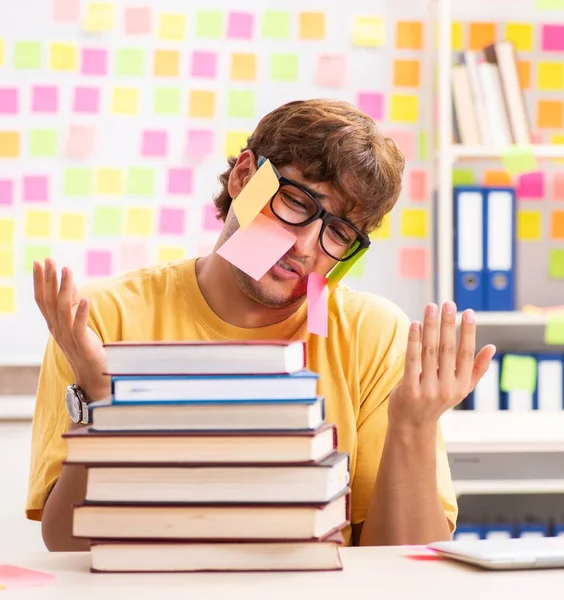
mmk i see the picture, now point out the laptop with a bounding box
[427,537,564,570]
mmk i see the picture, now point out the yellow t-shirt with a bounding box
[26,258,458,544]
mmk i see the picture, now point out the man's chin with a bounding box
[234,267,307,309]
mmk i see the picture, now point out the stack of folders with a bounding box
[63,340,350,573]
[463,353,564,412]
[455,520,564,541]
[453,185,516,312]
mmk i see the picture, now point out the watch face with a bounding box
[66,387,81,423]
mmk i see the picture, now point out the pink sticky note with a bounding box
[159,207,185,235]
[191,51,218,78]
[0,88,18,114]
[73,87,100,114]
[168,168,193,194]
[216,213,296,281]
[315,55,346,88]
[408,169,428,202]
[307,272,328,337]
[86,250,112,277]
[142,130,168,157]
[81,49,108,76]
[0,180,14,206]
[187,129,214,159]
[0,565,55,589]
[227,11,254,39]
[517,171,545,199]
[118,241,149,271]
[553,172,564,201]
[51,0,78,21]
[542,25,564,52]
[64,125,95,159]
[399,247,428,279]
[23,176,48,202]
[31,86,58,113]
[357,92,384,121]
[202,203,223,231]
[384,129,416,161]
[124,6,152,34]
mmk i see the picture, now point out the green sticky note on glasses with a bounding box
[232,158,279,229]
[327,244,368,289]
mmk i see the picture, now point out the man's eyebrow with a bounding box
[286,176,326,201]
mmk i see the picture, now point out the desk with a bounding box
[3,547,562,600]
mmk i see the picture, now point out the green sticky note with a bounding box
[196,10,223,38]
[93,206,122,236]
[502,145,538,176]
[126,167,155,196]
[227,90,255,118]
[29,130,57,157]
[64,168,92,196]
[500,354,537,392]
[346,255,366,278]
[116,48,145,76]
[23,245,51,273]
[327,246,368,289]
[154,87,181,115]
[271,54,298,81]
[535,0,564,8]
[262,11,290,38]
[419,131,428,161]
[14,41,41,69]
[549,249,564,278]
[452,169,475,185]
[544,314,564,344]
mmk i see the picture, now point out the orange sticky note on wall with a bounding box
[537,100,563,128]
[517,61,531,90]
[551,210,564,240]
[0,132,19,157]
[393,60,420,87]
[232,159,280,229]
[469,22,496,50]
[484,170,512,186]
[307,272,328,337]
[396,21,423,49]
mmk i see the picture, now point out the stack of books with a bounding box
[64,340,350,573]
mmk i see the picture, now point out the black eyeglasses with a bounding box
[257,156,371,262]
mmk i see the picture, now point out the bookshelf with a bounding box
[452,144,564,160]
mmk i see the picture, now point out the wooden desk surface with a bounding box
[3,546,563,600]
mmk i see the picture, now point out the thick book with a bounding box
[73,489,350,542]
[89,534,344,573]
[89,396,325,432]
[82,452,350,504]
[104,340,306,376]
[63,423,337,465]
[110,370,319,403]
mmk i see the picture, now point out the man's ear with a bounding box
[227,150,256,200]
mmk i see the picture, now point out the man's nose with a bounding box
[292,219,322,257]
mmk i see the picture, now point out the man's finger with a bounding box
[456,309,477,385]
[32,261,51,329]
[43,258,61,338]
[72,296,91,349]
[438,301,457,384]
[57,267,77,351]
[469,345,497,391]
[403,321,422,392]
[420,303,439,384]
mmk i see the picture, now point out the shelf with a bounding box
[455,311,547,327]
[451,144,564,160]
[453,480,564,496]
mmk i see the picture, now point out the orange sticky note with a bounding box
[154,50,179,77]
[517,61,531,90]
[396,21,423,49]
[469,22,496,50]
[307,272,328,337]
[393,60,420,87]
[484,170,513,186]
[232,159,280,229]
[189,90,215,118]
[231,53,257,81]
[0,132,19,157]
[299,12,325,40]
[551,210,564,240]
[216,213,296,281]
[538,100,564,128]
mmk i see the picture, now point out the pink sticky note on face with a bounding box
[542,25,564,52]
[553,172,564,201]
[191,51,218,78]
[517,171,545,199]
[357,92,384,121]
[142,130,168,157]
[52,0,78,21]
[73,87,100,113]
[187,129,214,159]
[82,49,108,75]
[399,247,428,279]
[64,125,95,159]
[0,180,14,205]
[23,176,48,202]
[168,168,193,194]
[86,250,112,277]
[32,86,58,113]
[315,55,346,88]
[118,241,149,271]
[217,213,296,281]
[0,565,56,589]
[307,272,328,337]
[384,129,416,161]
[227,11,254,39]
[159,207,185,235]
[202,203,223,231]
[408,169,428,202]
[124,6,152,34]
[0,88,18,114]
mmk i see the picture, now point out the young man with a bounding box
[27,99,495,552]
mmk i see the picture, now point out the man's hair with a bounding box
[214,98,405,233]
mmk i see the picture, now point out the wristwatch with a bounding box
[65,384,90,424]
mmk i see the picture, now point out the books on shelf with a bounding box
[68,340,350,573]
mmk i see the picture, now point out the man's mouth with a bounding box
[277,259,297,273]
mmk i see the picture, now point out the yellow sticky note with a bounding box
[505,23,533,51]
[551,134,564,165]
[299,12,325,40]
[390,94,419,123]
[50,43,77,71]
[126,207,153,236]
[59,213,86,241]
[25,210,51,238]
[232,159,280,229]
[225,131,249,158]
[544,313,564,345]
[0,249,14,276]
[84,2,115,32]
[0,218,15,244]
[96,168,123,194]
[154,49,180,77]
[400,208,427,238]
[112,87,138,115]
[158,13,186,41]
[517,210,541,241]
[0,131,19,157]
[538,62,564,90]
[451,22,463,51]
[231,53,257,81]
[369,213,391,240]
[353,16,384,47]
[0,286,15,313]
[189,90,215,118]
[158,246,185,262]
